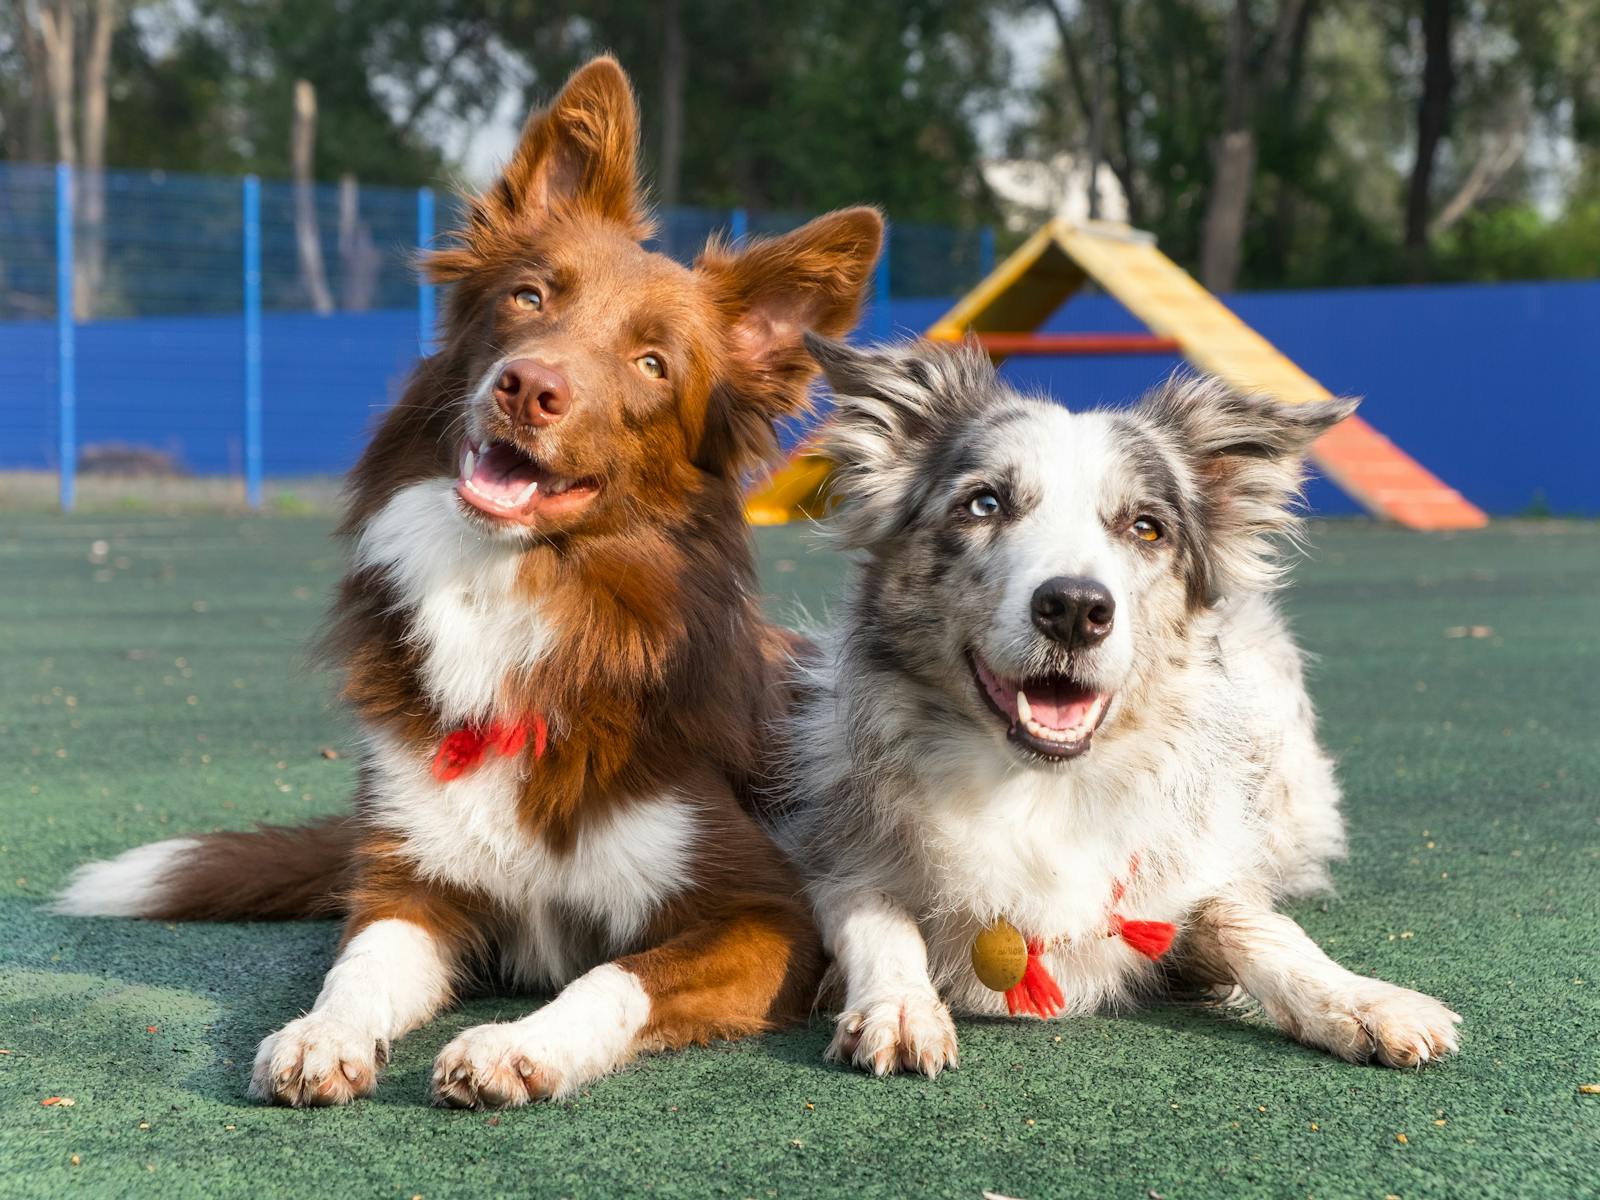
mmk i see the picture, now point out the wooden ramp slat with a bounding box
[747,218,1488,531]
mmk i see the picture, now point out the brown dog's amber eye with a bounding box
[512,288,542,311]
[1132,517,1163,542]
[636,354,666,380]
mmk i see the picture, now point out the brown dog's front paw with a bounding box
[250,1015,384,1107]
[431,1023,565,1109]
[827,993,960,1078]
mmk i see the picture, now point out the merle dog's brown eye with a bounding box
[512,288,542,311]
[1132,516,1163,542]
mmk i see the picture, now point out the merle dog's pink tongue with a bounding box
[1022,680,1098,731]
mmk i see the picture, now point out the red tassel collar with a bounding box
[431,714,548,782]
[1003,853,1177,1019]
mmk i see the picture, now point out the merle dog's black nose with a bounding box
[1031,576,1115,647]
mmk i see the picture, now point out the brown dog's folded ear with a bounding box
[696,207,884,473]
[429,57,648,281]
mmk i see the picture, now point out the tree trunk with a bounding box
[36,0,75,166]
[658,0,686,215]
[1043,0,1139,225]
[1086,0,1107,219]
[1102,0,1142,225]
[1200,0,1308,291]
[291,78,335,315]
[77,0,115,318]
[1268,0,1318,267]
[1405,0,1455,280]
[337,173,380,312]
[1199,0,1253,291]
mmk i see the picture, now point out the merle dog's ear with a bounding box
[694,209,883,474]
[808,335,993,548]
[428,57,648,280]
[1142,375,1358,601]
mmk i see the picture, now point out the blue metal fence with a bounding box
[0,162,992,509]
[6,163,1593,516]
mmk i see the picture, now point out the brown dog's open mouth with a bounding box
[972,652,1110,761]
[455,438,599,525]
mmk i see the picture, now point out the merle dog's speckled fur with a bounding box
[769,337,1462,1077]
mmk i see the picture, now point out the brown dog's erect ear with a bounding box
[497,56,644,228]
[697,206,884,473]
[428,57,647,281]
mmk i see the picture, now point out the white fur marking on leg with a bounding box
[252,919,454,1106]
[1199,900,1462,1068]
[432,963,651,1107]
[818,888,959,1077]
[51,838,201,916]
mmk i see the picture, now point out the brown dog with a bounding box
[55,56,883,1109]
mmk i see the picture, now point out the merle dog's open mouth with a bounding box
[455,438,599,525]
[971,652,1110,761]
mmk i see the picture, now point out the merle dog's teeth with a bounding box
[1015,690,1032,723]
[462,448,476,480]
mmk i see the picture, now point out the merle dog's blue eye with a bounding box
[967,492,1001,519]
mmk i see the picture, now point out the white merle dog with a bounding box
[771,334,1462,1077]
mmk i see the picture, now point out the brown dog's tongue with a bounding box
[470,443,542,504]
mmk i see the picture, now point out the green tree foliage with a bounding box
[1,0,1596,286]
[493,0,1014,224]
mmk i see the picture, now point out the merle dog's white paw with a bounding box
[250,1014,384,1106]
[1300,981,1462,1068]
[827,992,960,1078]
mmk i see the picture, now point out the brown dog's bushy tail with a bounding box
[52,816,356,921]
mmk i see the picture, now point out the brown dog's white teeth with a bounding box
[514,480,538,505]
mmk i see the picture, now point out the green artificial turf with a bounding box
[1,513,1596,1199]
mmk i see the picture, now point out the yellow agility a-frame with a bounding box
[748,218,1487,531]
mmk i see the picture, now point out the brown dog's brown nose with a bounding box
[494,358,571,427]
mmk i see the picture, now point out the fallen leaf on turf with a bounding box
[41,1096,75,1107]
[1396,1132,1408,1144]
[145,1025,158,1034]
[320,747,339,760]
[1579,1084,1600,1095]
[983,1192,1024,1200]
[70,1155,81,1166]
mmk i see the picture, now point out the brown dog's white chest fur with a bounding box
[357,481,699,986]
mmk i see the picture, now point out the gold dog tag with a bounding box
[971,917,1028,992]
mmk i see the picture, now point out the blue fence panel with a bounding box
[261,310,418,476]
[650,206,733,262]
[253,179,425,479]
[1231,281,1600,516]
[2,157,1593,514]
[72,169,243,478]
[0,164,58,470]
